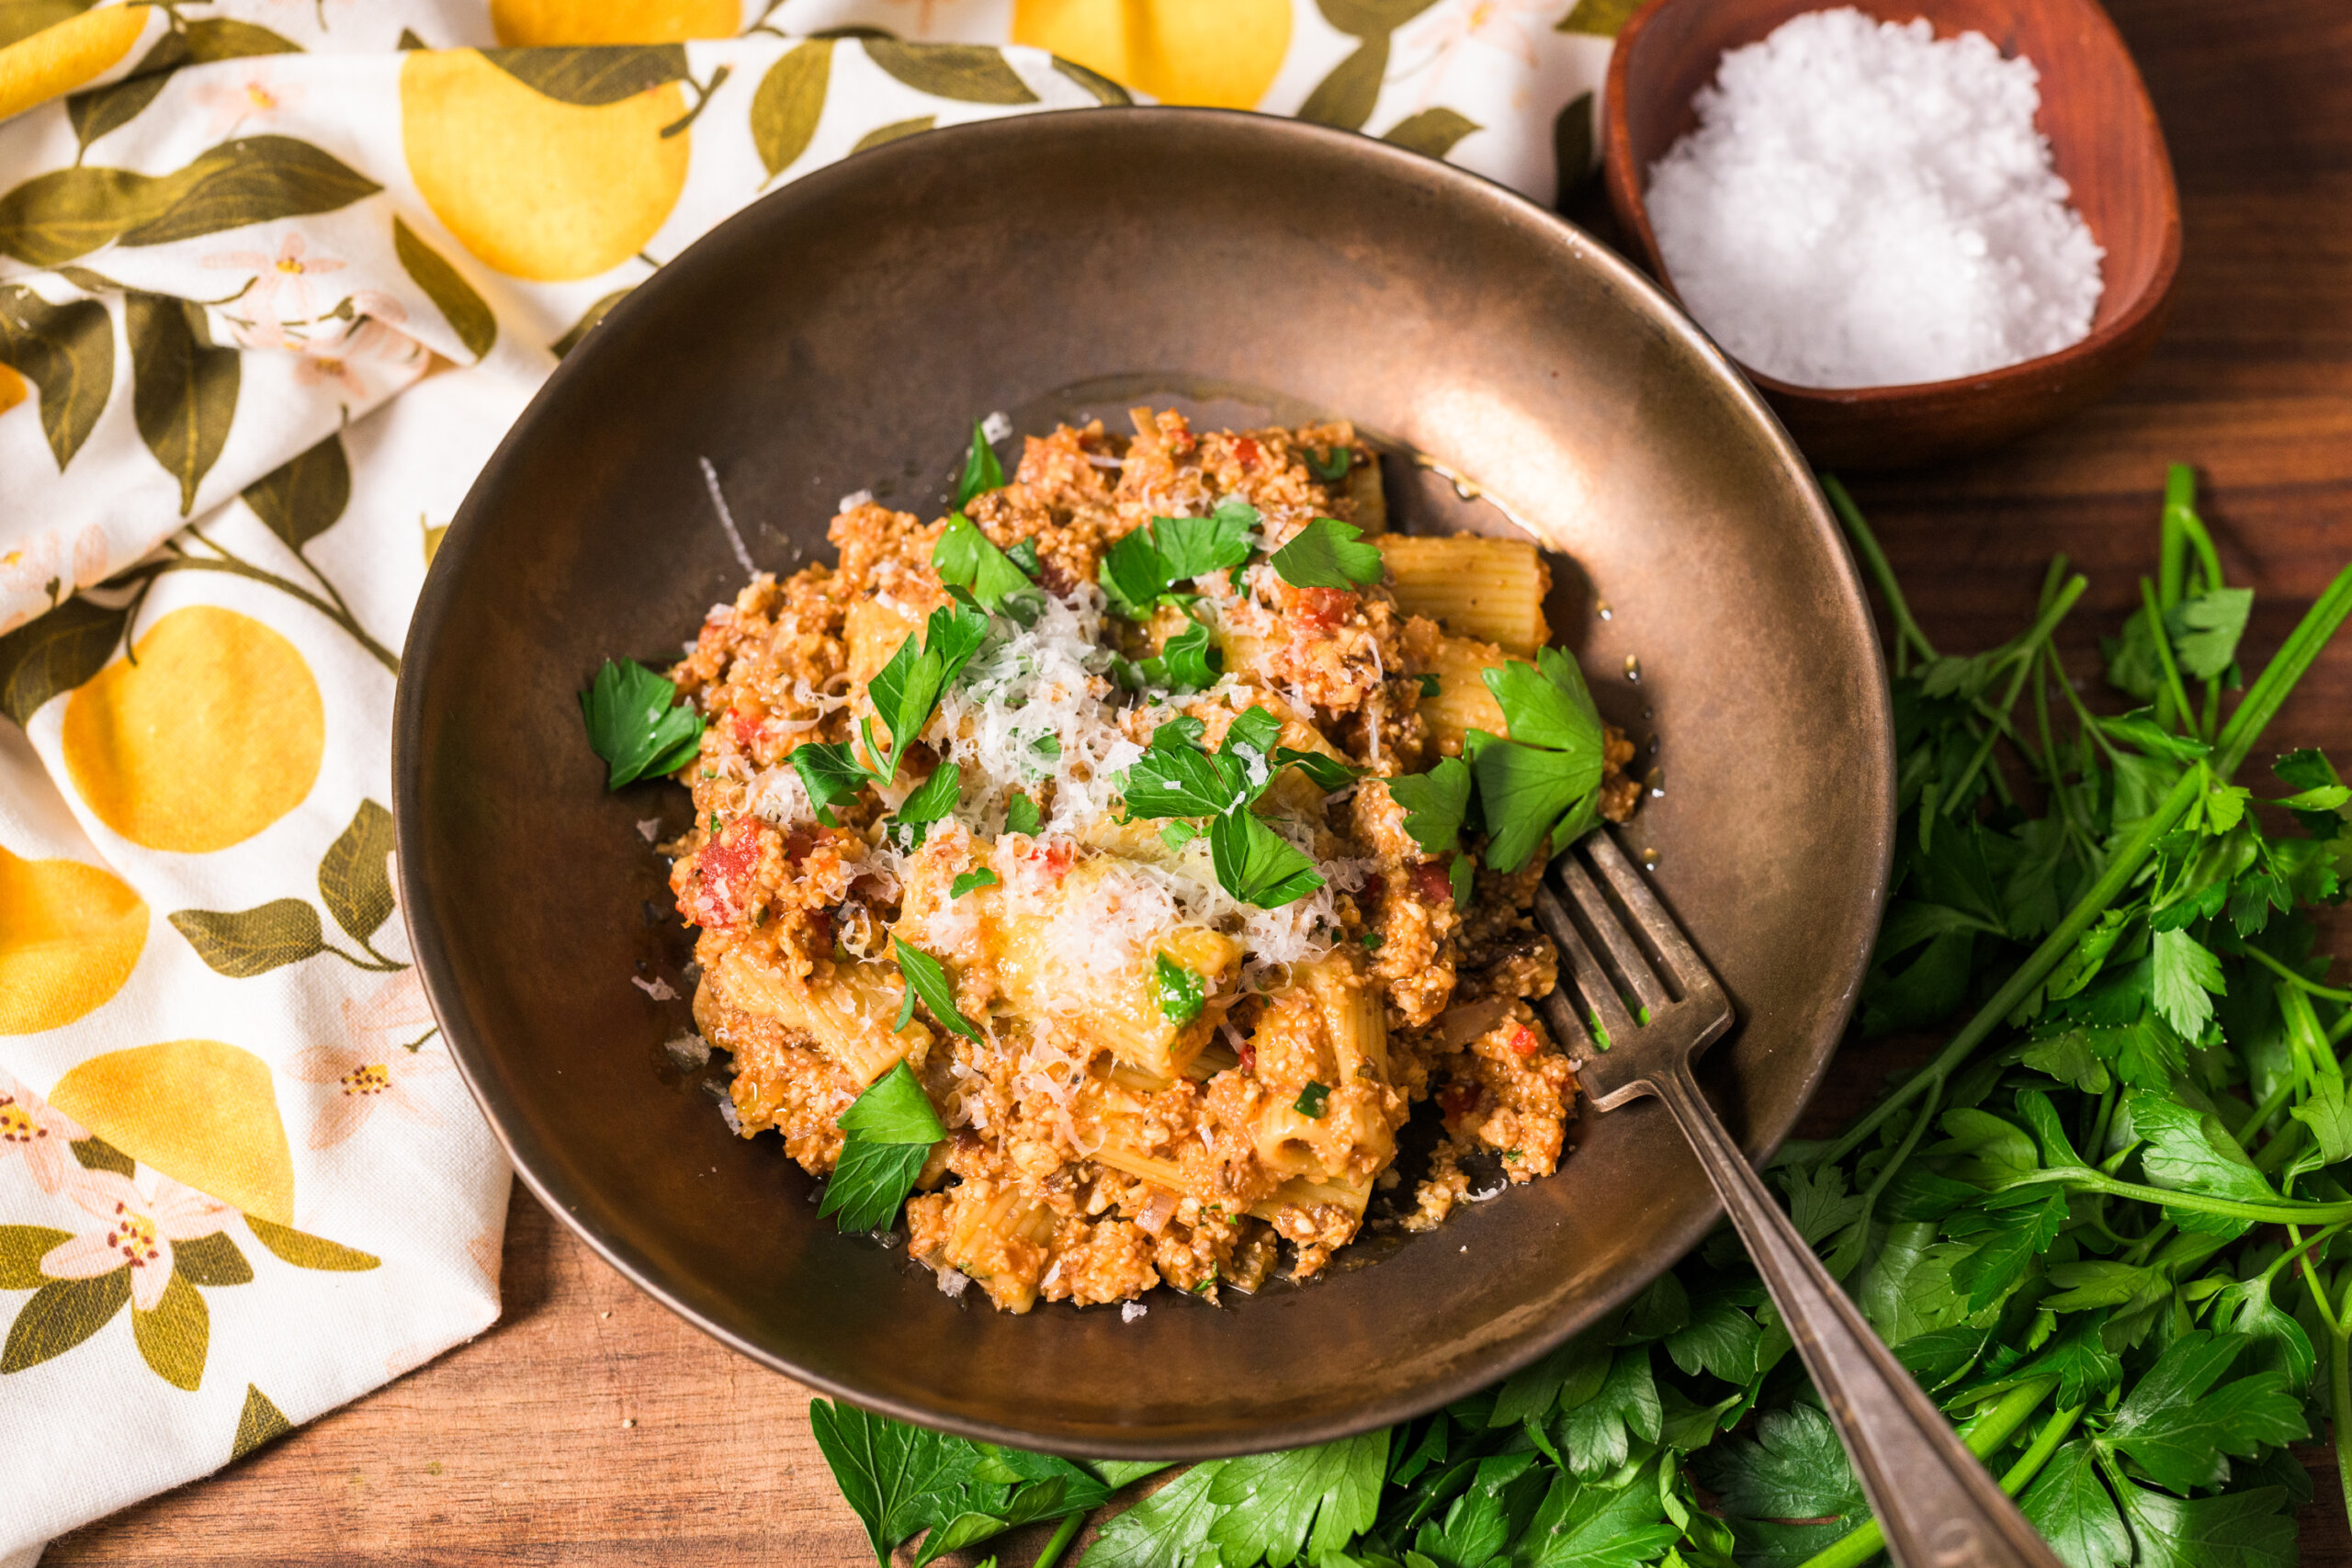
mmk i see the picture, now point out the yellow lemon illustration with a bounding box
[50,1040,296,1223]
[0,845,147,1033]
[0,3,148,122]
[1012,0,1291,109]
[0,362,26,418]
[401,50,692,283]
[62,604,324,855]
[491,0,739,46]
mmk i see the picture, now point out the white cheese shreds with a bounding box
[636,818,662,842]
[936,1267,972,1298]
[631,976,678,1001]
[749,763,817,828]
[1645,8,2102,389]
[1121,1301,1148,1323]
[980,410,1013,443]
[838,488,875,512]
[664,1032,711,1069]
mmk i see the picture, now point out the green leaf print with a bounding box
[0,136,381,265]
[1554,91,1596,204]
[483,45,690,105]
[232,1383,293,1460]
[2,1267,130,1373]
[852,116,934,154]
[1049,55,1131,105]
[0,281,113,472]
[171,1231,254,1288]
[126,290,236,514]
[551,286,630,359]
[67,21,304,156]
[318,798,397,946]
[0,1226,71,1290]
[1556,0,1643,36]
[0,0,96,51]
[1298,39,1389,130]
[243,1216,380,1272]
[169,900,330,977]
[1382,108,1482,159]
[70,1134,132,1177]
[0,596,130,725]
[751,39,833,183]
[241,431,349,551]
[132,1269,208,1390]
[863,40,1038,105]
[391,216,496,362]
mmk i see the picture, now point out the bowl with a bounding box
[394,108,1894,1458]
[1602,0,2182,471]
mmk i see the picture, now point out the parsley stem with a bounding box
[2008,1164,2352,1224]
[2139,577,2199,737]
[1944,575,2086,815]
[1793,1378,2063,1568]
[2241,941,2352,1004]
[1030,1509,1084,1568]
[2214,558,2352,778]
[1820,473,1937,674]
[1820,768,2205,1167]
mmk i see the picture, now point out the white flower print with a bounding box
[202,231,346,321]
[293,316,427,401]
[189,69,302,138]
[1395,0,1555,107]
[287,968,450,1148]
[0,1071,90,1194]
[41,1169,232,1311]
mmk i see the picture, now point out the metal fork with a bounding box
[1532,829,2063,1568]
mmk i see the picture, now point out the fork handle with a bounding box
[1646,1055,2064,1568]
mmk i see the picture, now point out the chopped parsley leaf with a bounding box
[1470,648,1608,873]
[1387,756,1472,854]
[1100,500,1258,617]
[1418,671,1442,697]
[951,419,1005,510]
[1140,619,1223,692]
[1211,806,1325,908]
[1450,853,1474,911]
[949,867,998,899]
[580,658,704,789]
[1306,445,1352,483]
[1294,1081,1331,1118]
[1004,792,1042,836]
[1275,747,1358,794]
[890,937,981,1041]
[1154,953,1205,1025]
[932,513,1036,614]
[1160,821,1199,852]
[1005,536,1043,577]
[1269,517,1383,590]
[816,1060,946,1231]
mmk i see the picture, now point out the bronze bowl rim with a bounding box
[393,106,1895,1457]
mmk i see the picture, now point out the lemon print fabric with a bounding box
[401,49,693,283]
[0,844,147,1033]
[61,604,325,855]
[0,362,26,419]
[1012,0,1292,109]
[48,1040,298,1224]
[0,3,147,122]
[491,0,740,47]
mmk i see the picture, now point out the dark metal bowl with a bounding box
[393,107,1894,1459]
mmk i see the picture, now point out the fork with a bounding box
[1532,829,2064,1568]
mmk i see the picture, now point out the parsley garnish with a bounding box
[1305,445,1352,483]
[579,658,703,788]
[1159,821,1199,852]
[1212,807,1324,908]
[1274,747,1359,793]
[885,763,960,850]
[1117,709,1330,908]
[1269,517,1383,590]
[1154,953,1205,1025]
[933,513,1037,614]
[1293,1081,1330,1118]
[951,419,1005,510]
[1418,671,1442,697]
[1388,755,1472,854]
[1138,619,1222,692]
[787,602,989,822]
[1006,536,1043,577]
[890,937,981,1041]
[1467,647,1607,873]
[1100,499,1257,617]
[949,866,998,899]
[1003,792,1041,836]
[815,1060,945,1232]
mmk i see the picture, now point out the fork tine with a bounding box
[1534,883,1641,1054]
[1584,832,1726,1008]
[1553,854,1672,1015]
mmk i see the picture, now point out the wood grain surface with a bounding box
[45,0,2352,1560]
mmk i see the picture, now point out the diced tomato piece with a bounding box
[1294,586,1356,631]
[1439,1083,1480,1121]
[725,707,765,748]
[1411,861,1453,905]
[1237,1042,1257,1075]
[1508,1026,1540,1058]
[1231,435,1261,471]
[689,824,762,928]
[1023,840,1074,882]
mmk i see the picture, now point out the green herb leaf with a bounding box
[1139,619,1221,692]
[1206,1430,1386,1565]
[808,1399,978,1567]
[1294,1081,1331,1118]
[1004,793,1041,835]
[1099,502,1256,616]
[1389,757,1472,853]
[1154,953,1204,1026]
[1269,517,1383,590]
[866,602,989,780]
[1080,1461,1227,1568]
[1275,746,1359,794]
[891,938,982,1041]
[887,763,962,849]
[2019,1442,2132,1568]
[579,659,703,788]
[951,867,998,899]
[2104,1331,2306,1491]
[1306,445,1352,483]
[953,420,1006,510]
[792,741,867,825]
[818,1060,947,1232]
[1211,807,1326,909]
[933,514,1036,612]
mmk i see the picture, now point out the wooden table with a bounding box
[46,0,2352,1560]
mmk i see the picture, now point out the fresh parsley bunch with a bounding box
[808,468,2352,1568]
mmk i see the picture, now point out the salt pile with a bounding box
[1645,8,2103,389]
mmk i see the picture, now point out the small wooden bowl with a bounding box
[1603,0,2181,471]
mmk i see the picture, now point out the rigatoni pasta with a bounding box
[654,409,1641,1314]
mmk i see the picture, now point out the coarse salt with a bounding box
[1645,8,2102,389]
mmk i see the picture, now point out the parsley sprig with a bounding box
[1100,498,1258,618]
[810,467,2352,1568]
[815,1060,945,1233]
[791,601,989,823]
[1268,516,1384,591]
[1467,647,1610,873]
[579,658,704,788]
[1116,709,1327,908]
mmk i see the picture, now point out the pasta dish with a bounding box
[627,411,1637,1312]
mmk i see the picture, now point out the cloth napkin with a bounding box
[0,1,1621,1557]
